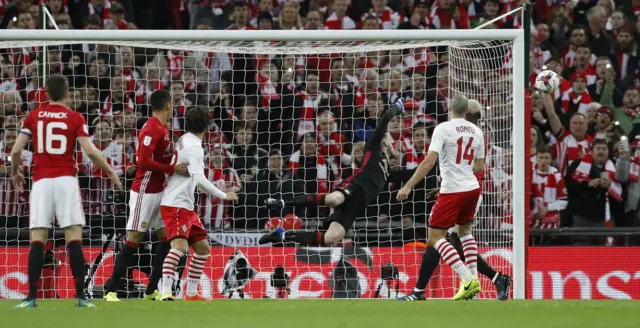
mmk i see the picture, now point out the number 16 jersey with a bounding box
[429,118,484,194]
[20,104,89,182]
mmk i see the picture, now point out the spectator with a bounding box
[560,26,593,69]
[0,125,31,228]
[591,106,616,140]
[304,10,324,30]
[197,145,240,229]
[0,90,22,117]
[17,10,35,29]
[361,15,380,29]
[614,137,640,228]
[589,56,623,108]
[531,145,567,231]
[256,11,274,30]
[102,76,135,116]
[561,45,596,84]
[105,2,135,30]
[316,111,350,179]
[227,1,254,30]
[608,25,639,88]
[360,0,402,30]
[565,139,623,245]
[287,132,329,218]
[277,1,302,30]
[586,6,611,57]
[325,0,355,30]
[609,10,628,39]
[230,124,266,183]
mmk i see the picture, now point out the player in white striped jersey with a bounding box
[158,106,238,301]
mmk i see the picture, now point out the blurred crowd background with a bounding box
[0,0,639,247]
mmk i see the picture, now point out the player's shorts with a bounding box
[447,195,482,234]
[429,188,482,230]
[324,184,367,231]
[30,176,85,229]
[127,191,165,232]
[160,206,207,244]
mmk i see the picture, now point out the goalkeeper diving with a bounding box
[260,100,405,246]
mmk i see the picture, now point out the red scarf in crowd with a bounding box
[531,167,566,229]
[166,51,184,81]
[621,105,640,117]
[571,154,621,245]
[560,88,591,113]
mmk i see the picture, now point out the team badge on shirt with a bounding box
[143,136,152,146]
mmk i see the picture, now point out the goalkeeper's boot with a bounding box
[397,291,426,301]
[158,292,175,301]
[259,227,285,245]
[185,294,211,301]
[104,292,121,302]
[75,298,96,308]
[143,290,160,301]
[264,198,285,209]
[494,274,512,301]
[14,298,37,308]
[453,276,481,301]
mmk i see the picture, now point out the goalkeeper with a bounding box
[260,101,404,246]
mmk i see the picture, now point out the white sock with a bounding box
[161,249,183,295]
[413,288,424,293]
[186,253,208,297]
[434,239,473,282]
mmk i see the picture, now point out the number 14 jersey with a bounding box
[429,118,484,194]
[20,104,89,182]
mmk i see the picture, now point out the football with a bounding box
[534,70,560,93]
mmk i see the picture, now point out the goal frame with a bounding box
[0,28,527,300]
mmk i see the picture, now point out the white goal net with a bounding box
[0,30,523,300]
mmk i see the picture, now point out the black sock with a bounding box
[67,240,87,299]
[477,255,498,282]
[27,241,45,299]
[284,230,325,246]
[415,246,440,291]
[107,241,139,293]
[146,240,169,295]
[285,194,326,207]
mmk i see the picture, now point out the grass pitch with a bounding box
[1,300,638,328]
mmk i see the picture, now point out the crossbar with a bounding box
[0,29,523,42]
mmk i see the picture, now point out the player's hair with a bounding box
[450,93,469,117]
[466,99,482,124]
[185,106,212,134]
[149,90,171,112]
[45,75,69,102]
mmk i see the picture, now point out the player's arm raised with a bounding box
[78,136,123,190]
[187,147,238,202]
[10,133,30,191]
[366,100,404,150]
[137,133,188,175]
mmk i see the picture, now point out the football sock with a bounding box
[285,194,327,207]
[162,249,184,295]
[284,230,326,246]
[146,239,169,295]
[459,234,478,277]
[415,246,440,291]
[27,241,45,299]
[186,253,208,297]
[107,241,138,293]
[67,240,87,299]
[434,239,473,282]
[449,232,466,261]
[477,255,499,282]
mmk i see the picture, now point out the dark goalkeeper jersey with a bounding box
[343,105,402,205]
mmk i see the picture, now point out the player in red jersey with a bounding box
[398,99,512,301]
[103,90,188,302]
[12,75,122,308]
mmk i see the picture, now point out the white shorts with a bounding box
[30,176,85,229]
[447,195,483,234]
[126,190,164,232]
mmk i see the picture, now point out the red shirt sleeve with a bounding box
[20,111,35,136]
[75,113,90,138]
[137,128,174,175]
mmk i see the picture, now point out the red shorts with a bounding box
[429,188,482,230]
[160,206,207,244]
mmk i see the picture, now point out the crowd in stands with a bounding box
[0,0,639,246]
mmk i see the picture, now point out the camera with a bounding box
[270,265,290,298]
[374,262,399,298]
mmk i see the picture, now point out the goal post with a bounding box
[0,28,526,300]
